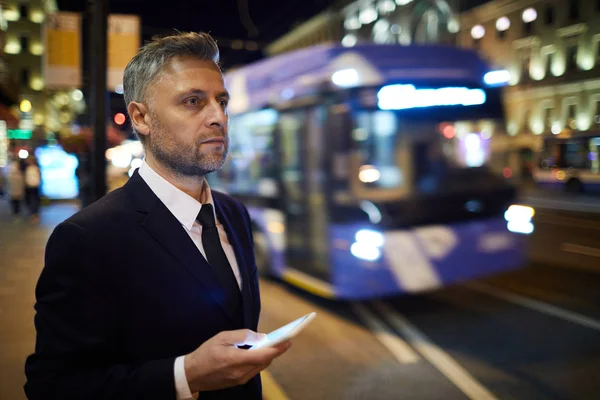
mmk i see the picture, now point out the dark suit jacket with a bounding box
[24,171,262,399]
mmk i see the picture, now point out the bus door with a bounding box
[279,107,330,281]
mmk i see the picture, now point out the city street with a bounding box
[1,196,599,400]
[2,0,599,398]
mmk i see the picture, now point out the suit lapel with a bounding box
[213,197,255,330]
[126,172,239,326]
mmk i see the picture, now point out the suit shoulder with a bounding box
[63,187,131,229]
[212,190,247,213]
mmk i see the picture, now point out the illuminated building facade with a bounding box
[267,0,463,56]
[0,7,19,168]
[269,0,600,179]
[0,8,19,110]
[459,0,600,177]
[1,1,86,199]
[3,0,58,134]
[338,0,461,47]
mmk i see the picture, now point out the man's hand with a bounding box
[184,329,291,393]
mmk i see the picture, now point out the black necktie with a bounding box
[197,204,242,320]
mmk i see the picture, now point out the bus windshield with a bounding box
[353,110,498,195]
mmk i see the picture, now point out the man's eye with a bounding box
[185,98,199,106]
[219,100,229,108]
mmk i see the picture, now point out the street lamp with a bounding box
[496,17,510,31]
[522,8,537,23]
[471,25,485,40]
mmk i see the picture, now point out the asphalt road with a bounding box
[527,208,600,273]
[259,264,600,400]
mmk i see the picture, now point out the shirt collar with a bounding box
[138,161,215,231]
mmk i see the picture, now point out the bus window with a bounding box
[280,113,303,200]
[591,138,600,173]
[413,139,449,193]
[536,136,600,171]
[538,141,562,169]
[565,139,590,169]
[354,111,403,189]
[211,109,278,196]
[279,109,330,280]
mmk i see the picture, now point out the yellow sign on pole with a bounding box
[108,14,141,92]
[43,12,82,88]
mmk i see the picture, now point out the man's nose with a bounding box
[205,101,227,129]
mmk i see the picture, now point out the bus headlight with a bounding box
[350,243,381,261]
[504,205,535,234]
[351,229,384,261]
[331,68,360,88]
[355,229,384,247]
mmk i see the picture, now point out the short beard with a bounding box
[147,111,228,179]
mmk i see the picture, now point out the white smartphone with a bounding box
[248,312,317,350]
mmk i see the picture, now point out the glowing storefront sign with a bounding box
[377,84,486,110]
[7,129,33,139]
[35,145,79,199]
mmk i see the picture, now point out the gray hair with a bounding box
[123,32,220,141]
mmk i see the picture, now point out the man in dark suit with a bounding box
[24,32,290,399]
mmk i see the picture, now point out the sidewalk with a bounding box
[0,200,79,400]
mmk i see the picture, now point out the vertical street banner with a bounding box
[108,14,141,92]
[43,12,82,88]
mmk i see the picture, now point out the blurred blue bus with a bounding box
[209,43,533,299]
[534,132,600,193]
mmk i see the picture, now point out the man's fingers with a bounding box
[243,332,268,346]
[241,340,292,363]
[272,340,292,354]
[219,329,267,346]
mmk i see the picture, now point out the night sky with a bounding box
[56,0,493,67]
[56,0,339,67]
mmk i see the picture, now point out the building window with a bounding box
[543,107,553,131]
[19,4,28,19]
[20,35,29,53]
[545,6,554,25]
[20,68,30,86]
[594,101,600,126]
[566,45,578,71]
[545,52,553,77]
[520,53,531,82]
[569,0,579,21]
[521,109,531,133]
[523,21,533,36]
[567,104,577,129]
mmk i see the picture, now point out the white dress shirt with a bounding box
[138,162,242,400]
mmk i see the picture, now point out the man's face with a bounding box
[145,56,230,177]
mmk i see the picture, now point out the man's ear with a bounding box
[127,101,151,138]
